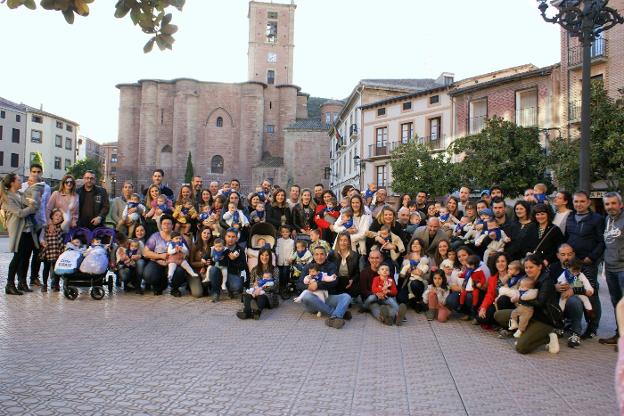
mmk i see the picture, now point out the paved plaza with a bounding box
[0,239,619,416]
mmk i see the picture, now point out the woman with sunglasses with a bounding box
[46,174,79,232]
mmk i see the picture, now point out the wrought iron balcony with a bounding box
[568,100,581,123]
[568,37,607,68]
[368,141,400,158]
[418,134,447,150]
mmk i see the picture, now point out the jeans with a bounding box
[363,294,399,316]
[606,269,624,333]
[397,279,425,308]
[564,296,585,335]
[118,267,140,289]
[583,263,601,333]
[207,267,243,295]
[278,266,290,290]
[143,261,185,292]
[300,292,351,319]
[8,233,35,287]
[445,291,461,312]
[29,244,42,282]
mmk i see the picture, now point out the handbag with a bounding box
[529,225,557,258]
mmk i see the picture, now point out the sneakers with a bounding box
[396,304,407,326]
[580,329,596,340]
[553,328,565,338]
[425,309,435,321]
[498,329,512,338]
[567,333,581,348]
[599,334,619,345]
[508,319,518,331]
[513,329,523,338]
[379,305,392,326]
[325,317,345,329]
[547,332,560,354]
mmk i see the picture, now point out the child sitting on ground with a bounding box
[245,270,275,296]
[290,239,312,278]
[424,270,451,322]
[459,255,487,321]
[308,229,331,254]
[367,264,405,326]
[120,193,146,236]
[475,219,511,263]
[556,258,594,316]
[294,264,336,308]
[249,201,266,224]
[509,277,539,338]
[166,232,198,280]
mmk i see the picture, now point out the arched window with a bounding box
[161,145,172,153]
[216,116,223,128]
[211,155,224,174]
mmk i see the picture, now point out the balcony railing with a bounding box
[569,101,581,123]
[368,141,400,158]
[568,38,607,67]
[418,134,447,150]
[469,115,487,134]
[516,107,538,127]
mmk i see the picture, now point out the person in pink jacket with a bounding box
[46,174,79,232]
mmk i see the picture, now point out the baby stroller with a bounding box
[57,227,115,300]
[245,222,277,271]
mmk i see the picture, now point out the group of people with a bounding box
[2,165,624,356]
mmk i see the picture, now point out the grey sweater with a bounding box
[604,210,624,272]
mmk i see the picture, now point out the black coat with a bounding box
[329,249,360,296]
[266,204,293,230]
[292,204,316,233]
[522,223,564,265]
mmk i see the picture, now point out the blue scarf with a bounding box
[455,223,464,233]
[181,207,190,216]
[507,273,523,288]
[343,218,353,229]
[258,278,273,287]
[256,210,265,219]
[126,248,138,257]
[213,249,224,262]
[199,212,210,222]
[296,249,307,259]
[257,191,266,202]
[128,201,139,209]
[409,259,420,269]
[232,211,240,224]
[489,227,502,241]
[462,268,474,289]
[439,213,450,222]
[535,193,546,203]
[563,269,576,284]
[324,206,335,215]
[364,189,375,199]
[158,203,169,212]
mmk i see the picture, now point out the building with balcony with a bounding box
[0,97,27,177]
[559,0,624,139]
[358,78,453,194]
[329,76,451,195]
[451,63,561,150]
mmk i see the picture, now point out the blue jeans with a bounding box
[143,261,185,292]
[364,294,399,316]
[300,292,351,319]
[564,295,585,335]
[583,263,601,333]
[606,269,624,308]
[207,267,243,294]
[446,291,461,312]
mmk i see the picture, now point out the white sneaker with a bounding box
[548,332,560,354]
[513,329,523,338]
[508,319,518,330]
[316,311,322,318]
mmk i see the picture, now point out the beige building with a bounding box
[100,142,118,196]
[116,1,333,193]
[0,97,27,177]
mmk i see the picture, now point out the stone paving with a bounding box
[0,245,619,416]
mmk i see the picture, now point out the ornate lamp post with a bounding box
[353,155,362,190]
[537,0,623,192]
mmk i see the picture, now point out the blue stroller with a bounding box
[56,227,116,300]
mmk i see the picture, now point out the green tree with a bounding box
[390,140,459,197]
[31,152,45,169]
[66,157,103,181]
[449,116,548,197]
[184,152,194,184]
[548,80,624,192]
[4,0,185,52]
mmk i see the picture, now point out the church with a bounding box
[115,1,341,194]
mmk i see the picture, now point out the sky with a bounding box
[0,0,561,143]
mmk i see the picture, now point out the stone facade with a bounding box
[116,1,331,194]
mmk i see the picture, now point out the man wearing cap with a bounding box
[480,189,492,207]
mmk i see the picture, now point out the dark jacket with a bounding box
[297,260,338,294]
[527,270,559,327]
[507,221,533,260]
[266,204,293,230]
[221,244,247,275]
[76,185,110,228]
[292,203,317,233]
[565,210,605,262]
[522,223,565,265]
[359,266,378,299]
[329,249,360,295]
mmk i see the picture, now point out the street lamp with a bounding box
[537,0,623,192]
[353,155,362,190]
[111,176,117,198]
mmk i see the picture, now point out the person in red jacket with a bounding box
[367,264,407,326]
[459,254,486,322]
[477,252,511,327]
[314,194,340,243]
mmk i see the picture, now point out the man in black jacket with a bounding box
[76,170,110,229]
[565,191,605,338]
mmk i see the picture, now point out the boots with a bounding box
[17,279,33,293]
[5,283,23,295]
